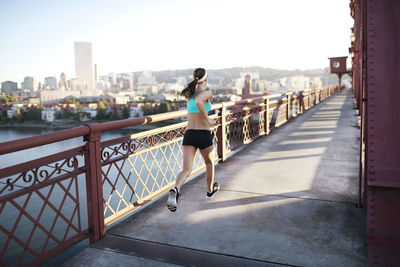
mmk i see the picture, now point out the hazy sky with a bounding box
[0,0,353,84]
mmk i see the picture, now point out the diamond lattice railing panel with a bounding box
[291,99,300,116]
[259,110,266,135]
[246,106,263,142]
[268,108,274,126]
[269,101,287,129]
[226,120,241,152]
[102,130,182,223]
[101,123,220,225]
[226,107,259,152]
[305,97,311,109]
[210,125,219,161]
[100,126,186,164]
[277,103,288,124]
[0,174,87,267]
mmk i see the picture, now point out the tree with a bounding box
[27,106,42,121]
[62,109,72,119]
[142,103,153,115]
[122,105,130,119]
[1,109,10,123]
[75,101,82,112]
[169,102,177,111]
[74,112,81,122]
[96,101,108,120]
[110,110,119,120]
[64,99,82,112]
[0,94,17,104]
[16,108,24,123]
[159,102,170,113]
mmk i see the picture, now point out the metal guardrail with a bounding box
[0,86,341,266]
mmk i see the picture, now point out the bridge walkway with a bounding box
[61,88,367,267]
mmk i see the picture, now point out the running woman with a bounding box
[167,68,220,212]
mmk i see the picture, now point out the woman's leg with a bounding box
[199,145,215,192]
[175,145,197,192]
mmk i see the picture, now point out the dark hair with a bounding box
[180,68,206,99]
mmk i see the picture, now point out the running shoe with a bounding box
[207,182,220,198]
[167,187,179,212]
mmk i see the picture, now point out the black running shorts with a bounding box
[182,129,213,150]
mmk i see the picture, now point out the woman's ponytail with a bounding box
[180,68,206,99]
[180,79,198,99]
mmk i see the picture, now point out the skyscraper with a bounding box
[1,81,18,94]
[44,77,57,89]
[23,76,37,91]
[59,72,69,89]
[94,64,98,83]
[74,42,94,93]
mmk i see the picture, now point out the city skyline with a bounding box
[0,0,353,84]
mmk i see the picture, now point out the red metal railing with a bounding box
[0,86,341,266]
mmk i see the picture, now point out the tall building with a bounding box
[137,70,155,86]
[1,81,18,94]
[94,64,98,83]
[116,73,134,91]
[23,76,37,91]
[74,42,94,93]
[44,77,57,89]
[59,72,69,89]
[243,74,252,95]
[69,78,84,91]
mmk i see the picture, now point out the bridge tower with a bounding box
[328,56,349,88]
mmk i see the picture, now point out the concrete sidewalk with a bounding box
[62,88,367,267]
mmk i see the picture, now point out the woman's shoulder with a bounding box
[194,90,211,99]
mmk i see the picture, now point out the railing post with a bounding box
[264,98,270,135]
[299,91,304,114]
[84,123,105,244]
[319,89,321,103]
[286,93,291,121]
[217,105,227,162]
[315,90,318,105]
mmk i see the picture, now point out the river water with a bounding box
[0,127,194,266]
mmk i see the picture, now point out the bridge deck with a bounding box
[61,88,367,267]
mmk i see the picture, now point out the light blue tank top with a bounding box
[187,90,212,113]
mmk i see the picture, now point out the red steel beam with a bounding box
[355,0,400,265]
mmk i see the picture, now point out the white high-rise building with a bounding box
[59,72,69,89]
[44,77,57,89]
[74,42,94,94]
[1,81,18,94]
[23,76,37,91]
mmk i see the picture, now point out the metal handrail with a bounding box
[0,89,312,155]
